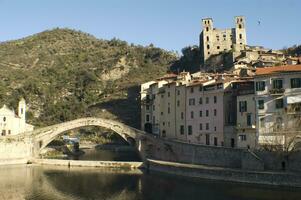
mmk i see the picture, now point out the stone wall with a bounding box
[147,159,301,187]
[0,137,32,162]
[144,137,301,172]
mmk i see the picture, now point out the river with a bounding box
[2,147,301,200]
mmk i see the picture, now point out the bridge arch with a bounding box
[30,117,145,156]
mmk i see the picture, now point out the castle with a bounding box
[200,16,247,66]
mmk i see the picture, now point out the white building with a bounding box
[0,98,34,136]
[254,65,301,146]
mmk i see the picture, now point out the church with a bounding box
[0,98,34,136]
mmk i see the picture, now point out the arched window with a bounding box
[206,27,209,32]
[206,36,209,42]
[207,44,210,49]
[3,117,6,122]
[239,24,242,29]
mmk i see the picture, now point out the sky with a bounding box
[0,0,300,52]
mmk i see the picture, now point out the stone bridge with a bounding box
[0,117,158,162]
[29,117,154,158]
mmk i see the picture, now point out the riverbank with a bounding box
[146,159,301,188]
[32,158,143,169]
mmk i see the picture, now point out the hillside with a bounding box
[0,28,177,128]
[283,44,301,56]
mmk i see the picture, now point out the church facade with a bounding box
[0,98,34,136]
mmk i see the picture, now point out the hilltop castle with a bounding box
[200,16,247,66]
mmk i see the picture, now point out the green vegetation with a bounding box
[0,28,177,128]
[282,44,301,56]
[170,46,201,73]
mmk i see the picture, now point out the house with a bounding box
[254,65,301,147]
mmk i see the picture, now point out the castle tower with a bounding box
[18,98,26,121]
[200,18,213,63]
[234,16,247,51]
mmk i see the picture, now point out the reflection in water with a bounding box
[0,165,301,200]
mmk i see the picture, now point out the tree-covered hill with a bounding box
[0,28,177,128]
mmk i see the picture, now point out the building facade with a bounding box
[254,65,301,147]
[0,98,34,136]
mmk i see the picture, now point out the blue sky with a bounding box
[0,0,300,52]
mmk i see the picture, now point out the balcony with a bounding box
[269,88,285,95]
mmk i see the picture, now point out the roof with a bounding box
[255,65,301,76]
[156,73,178,81]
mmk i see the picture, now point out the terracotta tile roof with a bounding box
[255,65,301,76]
[156,73,178,80]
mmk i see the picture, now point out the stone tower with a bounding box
[234,16,247,52]
[18,98,26,121]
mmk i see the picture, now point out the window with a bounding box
[146,115,150,122]
[191,111,194,119]
[199,97,203,105]
[190,87,194,93]
[206,36,209,41]
[239,24,242,29]
[162,130,166,137]
[239,135,247,141]
[256,81,265,91]
[199,110,203,117]
[146,105,149,110]
[21,108,23,115]
[161,112,163,116]
[206,123,209,130]
[153,105,155,111]
[177,100,180,107]
[1,130,6,136]
[177,90,180,95]
[181,112,184,120]
[206,134,210,145]
[168,107,170,114]
[206,27,209,31]
[214,96,217,103]
[247,114,252,126]
[206,97,209,104]
[217,46,220,50]
[239,101,247,112]
[272,79,283,89]
[258,100,264,110]
[275,98,284,109]
[214,109,217,116]
[189,98,195,105]
[199,123,203,130]
[207,45,210,50]
[214,137,218,146]
[8,130,11,135]
[188,125,193,135]
[168,92,170,97]
[180,125,184,135]
[3,117,6,122]
[152,116,155,124]
[260,118,265,128]
[239,34,242,39]
[206,110,209,117]
[291,78,301,88]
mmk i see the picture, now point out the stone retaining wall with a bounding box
[147,159,301,187]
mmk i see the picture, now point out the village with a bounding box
[140,16,301,151]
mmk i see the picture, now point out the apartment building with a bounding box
[254,65,301,146]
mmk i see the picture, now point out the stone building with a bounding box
[254,65,301,147]
[0,98,34,136]
[200,16,247,67]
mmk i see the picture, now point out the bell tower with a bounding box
[18,98,26,121]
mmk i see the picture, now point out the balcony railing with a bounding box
[269,88,285,95]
